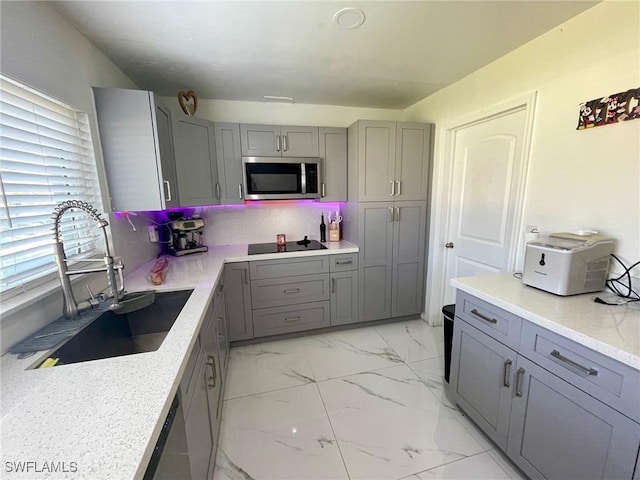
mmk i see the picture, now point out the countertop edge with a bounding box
[451,275,640,371]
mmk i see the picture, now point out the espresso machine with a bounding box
[168,217,208,256]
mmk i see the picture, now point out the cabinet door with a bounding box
[359,203,394,321]
[224,263,253,341]
[214,284,229,377]
[394,123,431,201]
[357,121,396,202]
[173,115,219,206]
[155,102,180,208]
[184,359,214,480]
[450,320,516,450]
[214,123,244,204]
[281,126,319,157]
[318,127,347,202]
[391,201,426,317]
[240,124,281,156]
[330,271,359,326]
[507,356,640,480]
[93,88,177,211]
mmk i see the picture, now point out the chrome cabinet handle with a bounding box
[163,180,172,202]
[551,350,598,376]
[215,183,220,200]
[389,180,395,196]
[389,207,394,222]
[514,367,525,397]
[285,315,301,322]
[503,359,513,387]
[321,183,326,197]
[284,288,300,294]
[206,356,216,388]
[394,207,400,222]
[331,278,336,293]
[283,135,288,151]
[471,308,497,324]
[395,180,401,196]
[336,260,352,265]
[276,135,281,152]
[238,184,243,199]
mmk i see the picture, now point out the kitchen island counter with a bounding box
[452,273,640,369]
[0,241,358,479]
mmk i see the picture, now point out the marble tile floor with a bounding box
[214,319,525,480]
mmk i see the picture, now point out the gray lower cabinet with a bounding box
[357,201,426,322]
[224,263,253,342]
[173,115,220,206]
[214,122,244,204]
[450,320,515,450]
[253,301,330,337]
[508,356,640,480]
[319,127,347,202]
[184,358,214,480]
[330,271,358,326]
[450,291,640,480]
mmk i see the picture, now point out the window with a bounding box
[0,76,104,296]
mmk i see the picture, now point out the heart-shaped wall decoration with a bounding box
[177,90,198,116]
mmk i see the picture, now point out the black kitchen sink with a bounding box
[41,289,193,367]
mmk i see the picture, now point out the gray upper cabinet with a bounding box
[319,127,347,202]
[93,87,179,211]
[173,115,219,206]
[214,123,244,204]
[240,124,318,157]
[347,120,432,202]
[395,123,431,201]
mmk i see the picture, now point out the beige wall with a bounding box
[160,97,402,127]
[403,1,640,269]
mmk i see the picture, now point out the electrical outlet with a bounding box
[148,225,158,243]
[526,224,539,234]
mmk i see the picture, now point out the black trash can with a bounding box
[442,304,455,383]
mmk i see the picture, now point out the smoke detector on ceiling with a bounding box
[332,7,366,29]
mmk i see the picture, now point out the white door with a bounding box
[443,107,528,303]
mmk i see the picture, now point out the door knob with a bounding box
[445,242,455,249]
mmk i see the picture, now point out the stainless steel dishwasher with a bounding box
[143,393,192,480]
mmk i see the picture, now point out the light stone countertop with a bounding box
[0,241,358,479]
[451,273,640,370]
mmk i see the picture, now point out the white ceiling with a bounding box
[53,1,599,110]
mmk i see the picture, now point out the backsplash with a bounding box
[195,202,344,245]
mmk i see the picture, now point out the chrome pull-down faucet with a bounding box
[52,200,124,320]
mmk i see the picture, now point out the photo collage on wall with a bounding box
[577,87,640,129]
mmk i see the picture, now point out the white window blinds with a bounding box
[0,76,104,295]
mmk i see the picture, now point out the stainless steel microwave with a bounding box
[242,157,322,200]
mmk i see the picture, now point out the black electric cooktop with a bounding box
[248,239,327,255]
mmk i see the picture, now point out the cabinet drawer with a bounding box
[520,321,640,422]
[250,256,329,280]
[330,253,358,272]
[251,274,329,309]
[456,292,522,349]
[253,301,330,337]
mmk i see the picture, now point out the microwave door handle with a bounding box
[300,163,306,194]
